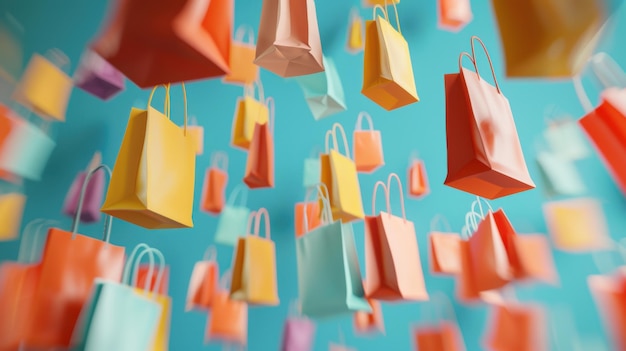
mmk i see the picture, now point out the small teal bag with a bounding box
[295,56,347,120]
[302,150,321,188]
[214,185,251,246]
[536,151,586,197]
[296,184,370,318]
[543,117,589,161]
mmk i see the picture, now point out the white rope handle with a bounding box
[573,74,594,113]
[227,184,248,207]
[211,151,229,171]
[132,248,166,297]
[253,208,271,240]
[470,196,492,218]
[430,214,452,233]
[203,245,217,261]
[234,25,255,45]
[589,52,626,89]
[355,111,374,131]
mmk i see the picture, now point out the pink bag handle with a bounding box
[253,208,271,240]
[355,111,375,131]
[234,25,255,45]
[371,181,387,215]
[457,37,501,95]
[303,183,332,231]
[324,123,350,157]
[71,164,113,242]
[210,151,229,171]
[203,245,217,261]
[386,173,407,220]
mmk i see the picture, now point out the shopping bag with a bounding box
[588,271,626,351]
[364,173,428,301]
[254,0,324,77]
[74,49,125,100]
[244,98,275,189]
[26,165,126,348]
[346,8,364,54]
[361,3,418,111]
[62,152,105,223]
[224,25,259,85]
[0,190,26,240]
[187,117,204,155]
[186,246,219,311]
[201,151,229,215]
[429,215,462,275]
[543,198,612,251]
[295,187,322,238]
[362,0,399,6]
[543,117,590,161]
[536,151,586,197]
[12,49,72,121]
[215,185,251,246]
[354,298,385,335]
[0,104,56,181]
[70,245,163,351]
[230,208,279,305]
[295,56,347,120]
[91,0,232,87]
[231,82,269,150]
[438,0,472,32]
[491,0,604,78]
[135,264,170,295]
[101,84,196,229]
[206,271,248,346]
[444,36,534,199]
[407,155,429,198]
[281,300,316,351]
[455,239,481,303]
[413,293,466,351]
[302,150,321,188]
[353,111,384,173]
[511,234,558,284]
[483,302,547,351]
[297,188,370,317]
[320,123,365,223]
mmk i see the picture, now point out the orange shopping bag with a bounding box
[413,293,467,351]
[429,215,462,275]
[354,297,385,335]
[201,151,229,215]
[588,260,626,351]
[364,173,428,301]
[243,97,275,189]
[186,246,219,311]
[444,36,534,199]
[294,186,322,238]
[455,237,482,303]
[206,271,248,346]
[483,300,547,351]
[437,0,472,32]
[353,111,384,173]
[407,153,429,198]
[223,25,259,85]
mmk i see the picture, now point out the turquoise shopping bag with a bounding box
[214,185,251,246]
[295,56,347,120]
[303,157,321,188]
[71,244,163,351]
[296,184,370,318]
[536,151,586,197]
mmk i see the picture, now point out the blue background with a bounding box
[1,0,626,350]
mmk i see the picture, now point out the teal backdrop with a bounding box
[1,0,626,350]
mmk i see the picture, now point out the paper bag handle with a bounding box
[220,270,233,290]
[430,214,452,233]
[18,218,60,263]
[253,207,271,240]
[132,247,166,297]
[589,52,626,89]
[227,184,248,207]
[70,164,113,242]
[372,0,401,33]
[591,238,626,274]
[266,97,275,133]
[244,79,265,102]
[44,48,71,72]
[203,245,217,261]
[234,25,255,45]
[303,183,332,231]
[470,196,492,218]
[211,151,229,171]
[122,244,151,285]
[355,111,375,131]
[325,123,350,156]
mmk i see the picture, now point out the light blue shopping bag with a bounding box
[214,185,251,246]
[543,118,589,161]
[295,56,347,120]
[303,157,321,188]
[536,151,586,197]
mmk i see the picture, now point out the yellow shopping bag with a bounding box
[346,8,364,54]
[101,84,196,229]
[12,49,72,121]
[320,123,365,223]
[231,81,269,150]
[230,208,279,306]
[361,3,418,111]
[0,192,26,240]
[362,0,399,7]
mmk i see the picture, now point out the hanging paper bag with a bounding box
[135,264,170,295]
[543,117,590,161]
[512,234,558,285]
[201,151,229,215]
[231,81,270,150]
[74,49,125,101]
[407,154,429,198]
[230,208,279,305]
[491,0,604,78]
[483,302,547,351]
[91,0,232,88]
[215,185,251,246]
[455,230,482,303]
[0,104,56,181]
[70,244,162,351]
[101,84,196,229]
[536,150,586,197]
[244,98,275,189]
[186,246,219,311]
[364,173,428,301]
[206,271,248,346]
[444,36,535,199]
[353,111,384,173]
[224,25,260,85]
[26,165,126,348]
[0,189,26,240]
[254,0,324,77]
[361,3,419,111]
[281,300,316,351]
[429,215,462,275]
[413,293,467,351]
[354,297,385,335]
[438,0,472,32]
[588,270,626,351]
[187,116,204,156]
[320,123,365,223]
[297,187,370,317]
[346,8,364,54]
[303,149,321,188]
[12,49,72,121]
[295,186,322,237]
[543,198,612,251]
[62,152,105,223]
[295,56,347,120]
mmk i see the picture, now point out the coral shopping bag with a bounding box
[63,151,104,223]
[429,215,462,275]
[294,186,322,238]
[214,185,251,246]
[320,123,365,223]
[231,81,269,150]
[588,263,626,351]
[364,173,428,301]
[206,271,248,346]
[361,3,418,111]
[413,293,466,351]
[444,36,534,199]
[254,0,324,77]
[295,56,347,120]
[243,98,275,189]
[297,185,371,317]
[91,0,232,88]
[223,25,259,85]
[483,300,547,351]
[135,264,170,296]
[281,300,316,351]
[186,246,219,311]
[354,297,385,335]
[101,84,196,229]
[25,165,126,348]
[201,151,229,215]
[438,0,472,32]
[70,244,162,351]
[353,111,384,173]
[0,219,58,350]
[407,153,429,198]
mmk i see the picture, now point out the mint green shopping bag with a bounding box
[303,148,321,188]
[214,185,251,246]
[296,183,370,318]
[536,151,586,197]
[295,56,347,120]
[71,244,163,351]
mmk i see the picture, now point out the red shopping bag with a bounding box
[429,215,461,275]
[408,156,429,198]
[444,36,534,199]
[483,302,547,351]
[201,152,229,214]
[243,98,275,189]
[135,264,170,295]
[588,271,626,351]
[186,247,219,311]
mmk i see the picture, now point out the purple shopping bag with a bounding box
[62,152,105,223]
[73,50,125,100]
[281,300,316,351]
